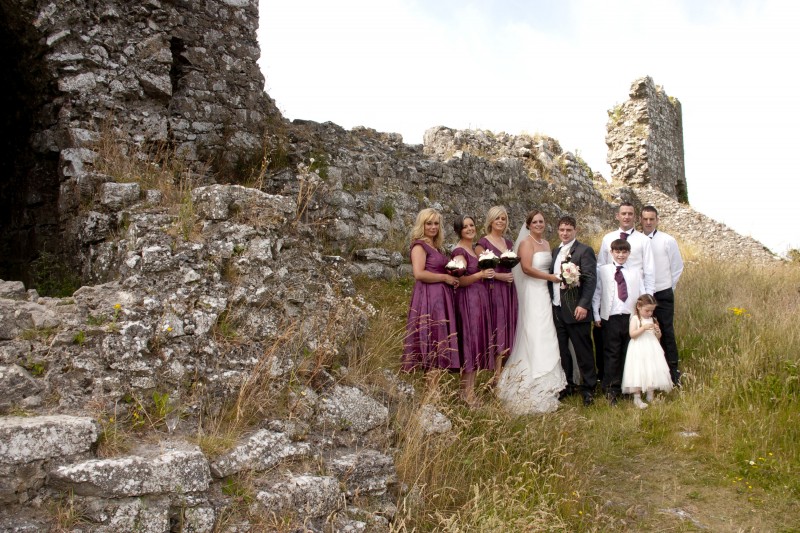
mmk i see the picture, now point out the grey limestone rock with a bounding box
[0,300,61,340]
[0,281,27,301]
[82,497,170,533]
[191,184,296,224]
[317,385,389,434]
[254,474,342,520]
[99,182,141,211]
[0,366,44,413]
[210,429,312,478]
[327,449,397,498]
[0,415,97,465]
[48,447,211,497]
[417,404,452,435]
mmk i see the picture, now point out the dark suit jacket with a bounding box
[549,240,597,324]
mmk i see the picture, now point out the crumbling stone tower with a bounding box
[606,76,688,203]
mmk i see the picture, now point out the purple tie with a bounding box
[620,231,629,240]
[615,265,628,301]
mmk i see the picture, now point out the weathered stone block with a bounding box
[0,281,27,301]
[99,182,141,211]
[254,474,342,520]
[317,385,388,434]
[327,449,396,498]
[0,415,97,465]
[0,366,44,413]
[48,448,211,497]
[191,184,295,225]
[210,429,311,478]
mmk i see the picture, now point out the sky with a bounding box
[257,0,799,255]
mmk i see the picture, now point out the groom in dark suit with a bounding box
[549,215,598,406]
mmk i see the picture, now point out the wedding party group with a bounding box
[401,202,684,413]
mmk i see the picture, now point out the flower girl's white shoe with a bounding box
[633,395,649,409]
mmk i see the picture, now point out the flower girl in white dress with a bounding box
[622,294,673,409]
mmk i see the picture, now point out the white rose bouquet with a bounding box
[445,257,467,277]
[477,250,499,270]
[559,261,581,290]
[559,261,582,307]
[498,250,520,269]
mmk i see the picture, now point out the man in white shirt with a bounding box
[597,202,655,293]
[641,205,684,386]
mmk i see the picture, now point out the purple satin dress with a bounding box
[477,236,519,360]
[402,240,460,371]
[452,247,494,372]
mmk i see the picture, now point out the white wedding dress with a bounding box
[497,251,567,414]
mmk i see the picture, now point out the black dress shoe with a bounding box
[582,392,594,407]
[558,387,574,401]
[607,392,619,406]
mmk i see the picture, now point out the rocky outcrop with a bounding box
[0,179,397,530]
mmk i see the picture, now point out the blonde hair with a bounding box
[410,208,444,250]
[483,205,509,235]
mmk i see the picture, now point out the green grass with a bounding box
[352,257,800,531]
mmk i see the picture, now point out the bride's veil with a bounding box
[512,220,530,299]
[513,220,529,253]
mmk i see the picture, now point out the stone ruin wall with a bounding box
[0,2,784,530]
[606,76,689,203]
[1,0,281,283]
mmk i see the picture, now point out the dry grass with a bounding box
[193,326,296,458]
[351,255,800,531]
[93,125,206,241]
[50,491,91,532]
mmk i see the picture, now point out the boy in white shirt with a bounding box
[593,239,646,405]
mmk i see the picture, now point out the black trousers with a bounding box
[592,323,604,382]
[601,314,631,395]
[552,306,597,393]
[654,288,680,384]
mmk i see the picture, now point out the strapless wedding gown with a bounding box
[497,251,566,414]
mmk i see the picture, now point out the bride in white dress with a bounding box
[497,210,567,414]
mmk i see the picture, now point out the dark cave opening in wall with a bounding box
[0,3,63,288]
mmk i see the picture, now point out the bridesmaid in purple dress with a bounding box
[451,215,495,407]
[475,205,518,377]
[402,208,461,375]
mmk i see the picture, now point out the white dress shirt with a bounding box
[593,262,645,321]
[646,230,684,292]
[598,228,655,295]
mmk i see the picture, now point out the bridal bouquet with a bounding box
[445,257,467,277]
[477,250,499,270]
[559,261,581,290]
[498,250,520,269]
[560,261,581,307]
